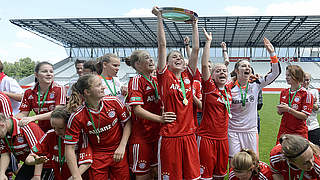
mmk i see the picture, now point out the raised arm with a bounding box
[259,37,281,88]
[184,36,191,59]
[201,28,212,81]
[152,6,166,72]
[221,42,229,67]
[188,18,199,74]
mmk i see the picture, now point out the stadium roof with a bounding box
[10,16,320,48]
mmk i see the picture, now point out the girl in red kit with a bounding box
[270,134,320,180]
[126,50,176,180]
[0,114,45,180]
[196,28,232,179]
[26,107,92,180]
[64,74,131,180]
[276,65,313,142]
[229,149,272,180]
[152,6,200,180]
[17,62,66,133]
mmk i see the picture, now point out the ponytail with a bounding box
[66,83,83,113]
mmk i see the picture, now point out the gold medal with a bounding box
[183,99,188,105]
[97,135,100,143]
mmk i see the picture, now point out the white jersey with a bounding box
[101,76,125,103]
[306,88,319,131]
[228,62,281,132]
[0,76,23,115]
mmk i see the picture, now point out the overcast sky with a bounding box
[1,0,320,63]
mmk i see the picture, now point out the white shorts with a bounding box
[228,131,259,158]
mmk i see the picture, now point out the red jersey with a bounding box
[270,144,320,179]
[197,78,232,139]
[20,82,66,132]
[278,87,313,140]
[65,96,130,152]
[127,74,161,144]
[157,65,196,137]
[32,129,92,180]
[229,161,273,180]
[0,117,44,162]
[0,92,13,118]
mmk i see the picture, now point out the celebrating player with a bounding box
[126,50,176,179]
[152,6,200,179]
[65,74,131,180]
[196,28,231,179]
[270,134,320,180]
[229,149,272,180]
[17,61,66,132]
[0,114,46,180]
[96,53,127,102]
[26,107,92,180]
[228,38,281,157]
[276,65,313,141]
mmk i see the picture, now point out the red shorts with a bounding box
[129,141,158,175]
[197,136,228,178]
[89,152,130,180]
[158,134,200,180]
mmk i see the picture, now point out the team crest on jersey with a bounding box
[146,86,151,90]
[162,172,170,180]
[28,95,34,100]
[17,136,24,143]
[200,165,205,175]
[294,97,300,102]
[108,111,116,118]
[303,105,308,110]
[49,92,55,99]
[87,121,92,126]
[138,160,147,169]
[184,78,190,85]
[249,95,254,102]
[122,112,127,118]
[54,145,59,150]
[292,104,299,110]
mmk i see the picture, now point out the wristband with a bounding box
[270,55,278,63]
[287,108,291,113]
[222,50,227,53]
[184,43,189,46]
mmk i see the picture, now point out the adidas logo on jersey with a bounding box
[28,95,34,100]
[87,121,92,126]
[54,145,58,150]
[146,86,151,90]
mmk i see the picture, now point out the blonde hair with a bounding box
[96,53,119,75]
[280,134,320,160]
[230,149,259,174]
[129,50,148,69]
